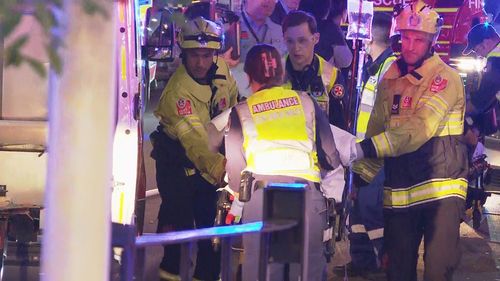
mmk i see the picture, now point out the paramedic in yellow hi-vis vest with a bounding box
[353,1,468,280]
[150,17,238,281]
[225,44,342,281]
[282,10,349,129]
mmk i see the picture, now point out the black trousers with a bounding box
[155,157,220,281]
[384,198,464,281]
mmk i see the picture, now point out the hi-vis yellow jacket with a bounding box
[356,54,468,209]
[352,54,396,183]
[225,86,341,189]
[356,55,397,139]
[283,55,342,116]
[154,59,238,185]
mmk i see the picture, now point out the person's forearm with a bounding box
[331,45,353,68]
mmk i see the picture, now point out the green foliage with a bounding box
[4,35,28,66]
[0,0,23,40]
[81,0,108,17]
[0,0,106,78]
[0,0,191,78]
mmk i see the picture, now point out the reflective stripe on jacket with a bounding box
[356,55,397,139]
[154,59,238,185]
[357,54,468,209]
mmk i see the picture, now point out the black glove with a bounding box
[353,172,369,188]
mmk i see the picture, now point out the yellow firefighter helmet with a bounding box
[394,0,443,36]
[178,17,223,50]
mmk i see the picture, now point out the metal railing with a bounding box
[113,219,297,281]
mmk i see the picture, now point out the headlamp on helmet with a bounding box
[394,0,443,36]
[178,17,223,50]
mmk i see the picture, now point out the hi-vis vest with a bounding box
[356,56,396,139]
[488,42,500,58]
[283,55,339,115]
[234,87,321,182]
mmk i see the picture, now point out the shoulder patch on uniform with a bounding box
[401,96,412,109]
[176,98,192,116]
[331,84,345,99]
[430,75,448,93]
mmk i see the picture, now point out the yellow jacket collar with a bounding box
[384,53,443,85]
[284,53,326,75]
[316,54,326,75]
[407,53,443,84]
[176,60,228,103]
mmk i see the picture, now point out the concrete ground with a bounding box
[143,83,500,281]
[329,214,500,281]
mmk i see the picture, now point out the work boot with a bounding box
[159,269,181,281]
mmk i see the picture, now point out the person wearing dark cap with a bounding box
[463,23,500,118]
[463,23,500,58]
[461,24,500,172]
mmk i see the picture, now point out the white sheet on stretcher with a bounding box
[210,110,359,203]
[320,125,358,202]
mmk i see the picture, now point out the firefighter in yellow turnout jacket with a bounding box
[354,2,467,280]
[150,17,238,281]
[225,44,342,281]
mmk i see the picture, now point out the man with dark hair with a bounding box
[346,11,397,277]
[358,12,396,137]
[282,10,349,129]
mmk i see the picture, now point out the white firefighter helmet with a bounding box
[178,17,223,50]
[394,0,443,36]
